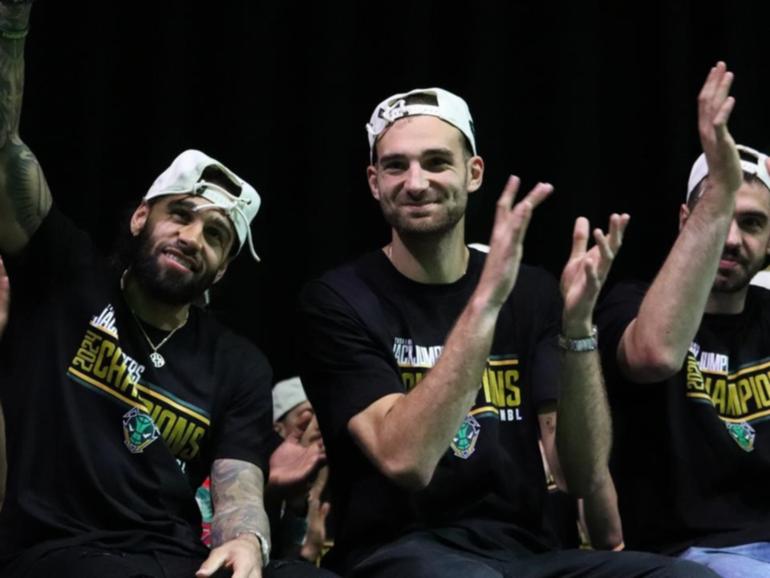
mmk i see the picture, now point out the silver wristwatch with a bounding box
[558,325,598,352]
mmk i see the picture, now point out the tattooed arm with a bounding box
[196,458,270,578]
[0,1,52,256]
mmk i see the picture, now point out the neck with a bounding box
[705,287,748,315]
[122,271,190,330]
[385,221,468,284]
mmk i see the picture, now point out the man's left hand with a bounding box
[196,534,263,578]
[560,213,630,333]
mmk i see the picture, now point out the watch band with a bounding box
[558,325,598,352]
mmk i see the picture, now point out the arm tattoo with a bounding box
[210,458,270,548]
[0,4,52,247]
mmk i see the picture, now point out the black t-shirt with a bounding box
[0,208,273,565]
[597,281,770,554]
[299,249,562,572]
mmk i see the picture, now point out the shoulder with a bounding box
[193,308,271,374]
[746,284,770,319]
[300,251,384,312]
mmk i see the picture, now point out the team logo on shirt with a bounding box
[66,304,212,461]
[122,407,160,453]
[685,347,770,450]
[725,421,756,452]
[451,414,481,459]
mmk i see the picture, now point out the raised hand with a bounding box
[301,465,331,563]
[0,256,8,339]
[268,428,326,493]
[697,62,742,198]
[561,214,630,334]
[477,176,553,308]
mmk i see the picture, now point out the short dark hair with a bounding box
[371,93,474,165]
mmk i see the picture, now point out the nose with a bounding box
[725,219,741,248]
[404,161,428,196]
[177,220,204,252]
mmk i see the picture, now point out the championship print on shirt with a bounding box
[65,303,211,461]
[685,344,770,451]
[394,337,524,459]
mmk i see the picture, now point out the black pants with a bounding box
[349,529,719,578]
[2,546,339,578]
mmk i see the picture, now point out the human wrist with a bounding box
[558,325,598,353]
[236,530,271,567]
[561,317,593,339]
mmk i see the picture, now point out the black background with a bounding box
[19,0,770,380]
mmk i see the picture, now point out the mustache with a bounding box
[720,247,747,265]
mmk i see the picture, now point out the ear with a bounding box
[678,203,690,231]
[466,156,484,193]
[274,420,286,438]
[367,164,381,201]
[130,201,151,237]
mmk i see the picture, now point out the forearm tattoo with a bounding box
[0,3,51,239]
[210,458,270,548]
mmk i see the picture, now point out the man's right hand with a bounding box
[0,256,9,339]
[697,61,742,200]
[475,176,553,309]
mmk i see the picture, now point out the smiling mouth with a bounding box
[161,250,198,273]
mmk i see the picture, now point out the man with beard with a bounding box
[298,87,715,577]
[0,3,281,577]
[596,62,770,577]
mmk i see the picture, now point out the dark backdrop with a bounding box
[20,0,770,380]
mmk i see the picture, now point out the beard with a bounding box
[380,191,468,240]
[711,248,766,294]
[127,226,217,306]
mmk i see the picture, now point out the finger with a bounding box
[607,213,630,252]
[518,181,553,212]
[712,67,734,109]
[593,228,614,276]
[713,96,736,136]
[196,550,228,577]
[508,182,553,242]
[495,175,521,218]
[584,255,600,289]
[569,217,589,261]
[698,63,723,104]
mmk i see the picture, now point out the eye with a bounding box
[739,215,766,232]
[169,206,193,222]
[380,159,407,173]
[423,156,452,172]
[205,226,226,246]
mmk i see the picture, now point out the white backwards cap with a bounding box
[145,149,261,262]
[366,87,476,162]
[272,376,308,422]
[687,144,770,203]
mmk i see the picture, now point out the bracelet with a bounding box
[237,530,271,567]
[558,325,598,352]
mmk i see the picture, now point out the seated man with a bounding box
[597,62,770,577]
[299,87,715,577]
[0,3,275,576]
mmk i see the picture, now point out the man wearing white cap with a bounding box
[597,63,770,576]
[0,3,275,577]
[298,85,713,576]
